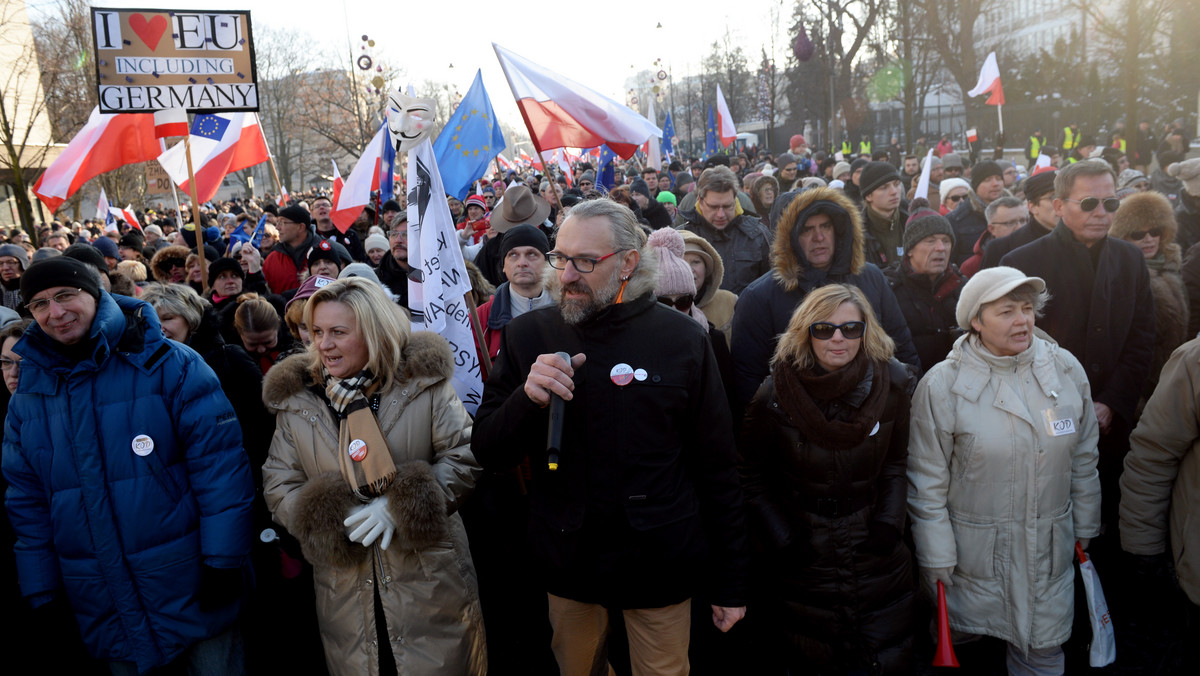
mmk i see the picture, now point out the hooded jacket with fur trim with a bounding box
[261,332,485,676]
[149,244,191,283]
[680,229,738,343]
[730,187,920,406]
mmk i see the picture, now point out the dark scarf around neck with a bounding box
[772,351,891,450]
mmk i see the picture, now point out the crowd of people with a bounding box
[1,122,1199,676]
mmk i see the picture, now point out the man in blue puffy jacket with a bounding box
[2,257,255,674]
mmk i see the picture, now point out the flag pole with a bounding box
[253,114,286,200]
[997,104,1004,136]
[159,139,186,231]
[517,118,566,218]
[182,133,209,295]
[463,290,491,379]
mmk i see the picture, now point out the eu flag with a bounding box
[597,145,617,191]
[379,120,397,202]
[191,114,230,140]
[433,69,507,200]
[704,107,718,159]
[661,111,676,157]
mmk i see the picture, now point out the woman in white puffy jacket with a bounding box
[907,267,1102,675]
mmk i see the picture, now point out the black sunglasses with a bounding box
[1065,197,1120,213]
[1128,228,1163,241]
[658,294,694,312]
[945,194,965,204]
[809,321,865,340]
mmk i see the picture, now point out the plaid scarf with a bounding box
[325,369,396,498]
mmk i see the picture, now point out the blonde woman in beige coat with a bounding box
[262,278,485,676]
[907,267,1101,675]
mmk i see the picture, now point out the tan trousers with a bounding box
[546,593,691,676]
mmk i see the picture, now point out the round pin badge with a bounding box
[610,363,634,386]
[633,368,648,382]
[869,421,880,437]
[348,439,368,462]
[131,434,155,457]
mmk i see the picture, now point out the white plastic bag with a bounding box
[1076,543,1116,667]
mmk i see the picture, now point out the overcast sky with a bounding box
[33,0,789,133]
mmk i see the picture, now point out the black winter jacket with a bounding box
[471,293,749,609]
[884,261,965,370]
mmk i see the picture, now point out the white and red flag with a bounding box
[967,52,1006,106]
[153,108,189,138]
[157,113,269,203]
[33,107,159,212]
[331,123,388,233]
[715,84,737,147]
[494,43,660,159]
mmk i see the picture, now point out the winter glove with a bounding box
[921,566,955,592]
[858,522,901,557]
[344,496,397,550]
[198,565,244,611]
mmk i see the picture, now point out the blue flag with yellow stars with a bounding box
[661,111,676,158]
[433,70,507,200]
[191,114,230,140]
[704,106,717,159]
[597,145,617,191]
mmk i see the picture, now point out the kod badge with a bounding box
[610,363,634,386]
[132,434,155,456]
[348,439,368,462]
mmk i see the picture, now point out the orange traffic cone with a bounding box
[933,580,960,668]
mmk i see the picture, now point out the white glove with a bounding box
[922,566,955,589]
[344,496,397,550]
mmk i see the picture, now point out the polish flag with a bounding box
[967,52,1006,106]
[331,124,386,233]
[157,113,270,203]
[644,98,662,169]
[33,107,159,212]
[112,204,142,232]
[494,43,660,159]
[1033,154,1054,174]
[153,108,189,138]
[496,154,514,171]
[277,186,290,207]
[715,84,737,147]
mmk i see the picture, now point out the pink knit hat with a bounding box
[648,228,706,327]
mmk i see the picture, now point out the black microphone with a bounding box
[546,351,570,471]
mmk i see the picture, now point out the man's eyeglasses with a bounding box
[26,288,83,316]
[1065,197,1120,213]
[809,320,866,340]
[388,229,408,240]
[991,217,1030,229]
[1128,228,1164,241]
[657,294,694,312]
[546,250,626,273]
[0,357,20,372]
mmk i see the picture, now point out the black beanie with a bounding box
[971,161,1004,192]
[629,179,652,200]
[207,257,245,287]
[279,205,311,225]
[859,161,902,197]
[499,224,550,261]
[306,239,342,269]
[1022,170,1057,203]
[62,242,108,275]
[902,199,956,254]
[21,257,102,304]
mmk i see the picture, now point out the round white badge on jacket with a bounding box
[348,439,368,462]
[610,363,634,386]
[869,421,880,437]
[132,434,154,456]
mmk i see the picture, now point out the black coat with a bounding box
[676,209,773,294]
[884,261,965,370]
[739,359,915,674]
[471,293,749,609]
[1175,190,1200,254]
[980,219,1053,270]
[1001,224,1155,427]
[946,196,988,266]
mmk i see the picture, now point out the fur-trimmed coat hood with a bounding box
[770,187,865,291]
[1110,190,1178,246]
[149,245,191,283]
[261,329,486,676]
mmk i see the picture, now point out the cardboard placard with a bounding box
[91,7,258,113]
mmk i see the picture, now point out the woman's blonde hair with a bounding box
[303,277,411,389]
[283,297,307,340]
[773,283,895,370]
[116,259,147,281]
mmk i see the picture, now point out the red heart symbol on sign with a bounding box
[129,14,168,52]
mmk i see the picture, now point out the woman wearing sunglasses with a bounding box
[1111,191,1188,413]
[908,267,1101,673]
[738,283,917,674]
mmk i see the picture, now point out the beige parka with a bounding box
[262,332,486,676]
[907,333,1102,653]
